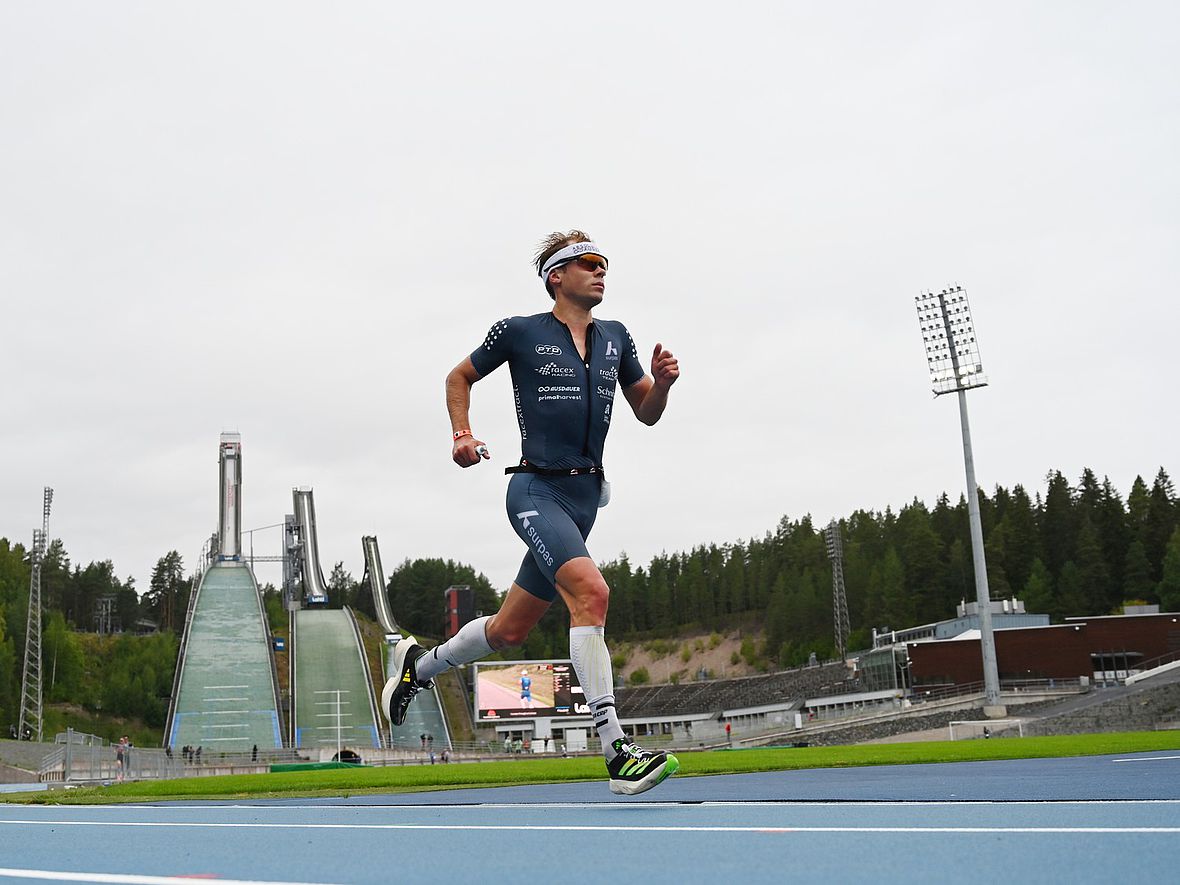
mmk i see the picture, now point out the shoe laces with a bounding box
[615,740,649,760]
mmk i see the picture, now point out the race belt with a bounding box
[505,460,605,478]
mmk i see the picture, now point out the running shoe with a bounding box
[606,738,680,795]
[381,635,432,727]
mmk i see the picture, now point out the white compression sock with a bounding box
[414,615,494,683]
[569,625,626,758]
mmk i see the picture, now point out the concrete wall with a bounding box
[1023,681,1180,737]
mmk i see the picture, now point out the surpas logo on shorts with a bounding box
[516,510,554,567]
[535,344,562,355]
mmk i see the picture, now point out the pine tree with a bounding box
[1075,513,1113,613]
[1122,540,1155,602]
[1042,470,1075,578]
[1158,528,1180,613]
[1022,558,1055,617]
[1145,468,1178,582]
[878,547,914,629]
[1055,562,1086,620]
[1096,477,1131,594]
[998,484,1040,592]
[145,552,185,632]
[328,561,354,609]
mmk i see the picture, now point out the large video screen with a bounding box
[473,660,587,722]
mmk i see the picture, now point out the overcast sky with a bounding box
[2,2,1176,601]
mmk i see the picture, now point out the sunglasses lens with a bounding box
[575,255,607,271]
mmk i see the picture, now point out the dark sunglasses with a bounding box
[570,255,608,272]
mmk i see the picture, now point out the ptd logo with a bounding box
[535,344,562,355]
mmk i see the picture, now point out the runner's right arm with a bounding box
[445,357,491,467]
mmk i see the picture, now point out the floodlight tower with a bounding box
[18,487,53,742]
[915,286,1003,713]
[823,520,851,662]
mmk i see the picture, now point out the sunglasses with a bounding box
[569,255,608,272]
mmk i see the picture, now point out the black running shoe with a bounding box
[606,738,680,795]
[381,635,432,727]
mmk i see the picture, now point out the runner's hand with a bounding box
[651,343,679,391]
[453,437,490,468]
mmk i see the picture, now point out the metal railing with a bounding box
[164,564,207,747]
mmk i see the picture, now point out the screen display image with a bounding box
[474,660,586,721]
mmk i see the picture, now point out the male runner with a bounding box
[520,670,533,709]
[382,230,681,795]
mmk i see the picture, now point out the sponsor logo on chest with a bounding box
[536,362,576,377]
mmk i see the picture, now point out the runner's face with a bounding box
[554,254,607,304]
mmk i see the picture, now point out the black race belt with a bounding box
[505,461,605,477]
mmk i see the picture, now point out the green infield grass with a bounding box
[13,730,1179,805]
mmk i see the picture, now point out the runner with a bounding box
[520,670,534,709]
[382,230,681,795]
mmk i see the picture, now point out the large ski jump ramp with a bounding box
[167,562,282,751]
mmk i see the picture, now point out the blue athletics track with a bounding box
[2,751,1180,884]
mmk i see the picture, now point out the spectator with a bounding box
[114,736,128,783]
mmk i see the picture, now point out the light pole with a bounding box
[915,286,1004,715]
[823,520,850,662]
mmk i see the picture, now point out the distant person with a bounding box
[503,735,512,754]
[382,230,680,796]
[114,736,129,782]
[520,670,534,709]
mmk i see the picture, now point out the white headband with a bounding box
[539,241,608,283]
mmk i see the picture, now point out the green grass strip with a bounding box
[15,730,1179,805]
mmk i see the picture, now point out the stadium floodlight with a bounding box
[914,287,1003,712]
[823,520,851,662]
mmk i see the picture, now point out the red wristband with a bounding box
[453,429,472,441]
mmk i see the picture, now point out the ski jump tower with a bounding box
[217,432,242,561]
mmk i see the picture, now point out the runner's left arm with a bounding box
[623,342,679,425]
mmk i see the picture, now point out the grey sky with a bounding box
[3,2,1177,600]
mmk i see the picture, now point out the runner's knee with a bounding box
[557,564,610,624]
[486,614,530,649]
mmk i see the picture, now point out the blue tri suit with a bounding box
[469,312,646,601]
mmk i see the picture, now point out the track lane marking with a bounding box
[0,869,341,885]
[1,820,1177,834]
[1112,755,1180,763]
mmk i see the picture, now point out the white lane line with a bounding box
[0,869,340,885]
[1112,755,1180,763]
[8,799,1180,812]
[0,820,1177,834]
